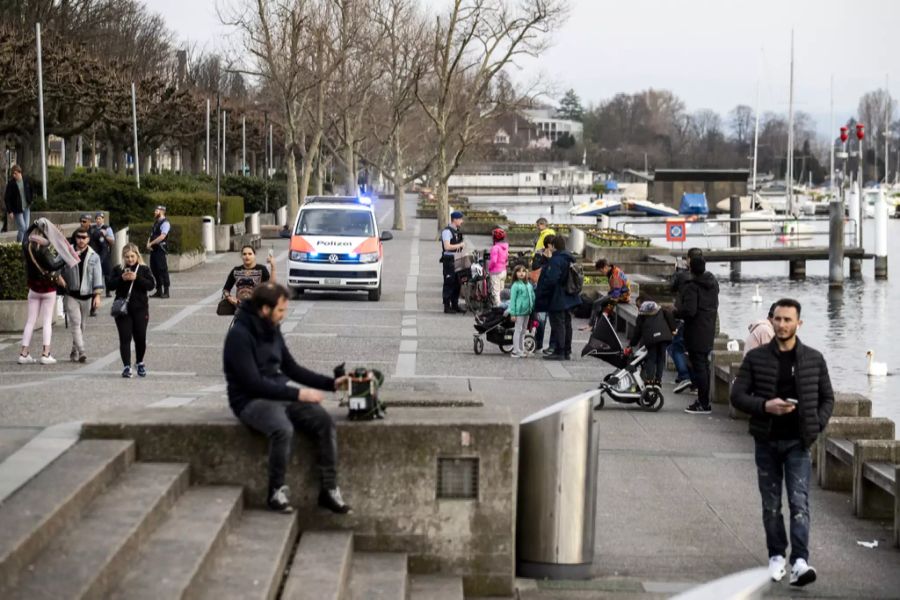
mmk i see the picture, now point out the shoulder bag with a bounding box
[111,268,136,318]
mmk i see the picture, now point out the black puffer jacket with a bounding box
[675,270,719,352]
[730,338,835,448]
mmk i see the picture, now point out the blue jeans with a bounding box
[754,439,811,563]
[668,326,690,381]
[534,311,550,350]
[13,208,30,242]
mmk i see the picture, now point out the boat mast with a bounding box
[752,79,760,206]
[786,29,795,215]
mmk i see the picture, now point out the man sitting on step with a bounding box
[223,282,352,514]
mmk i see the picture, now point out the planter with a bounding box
[0,299,59,334]
[215,225,231,253]
[139,250,206,273]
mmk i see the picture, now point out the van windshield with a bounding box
[295,209,375,237]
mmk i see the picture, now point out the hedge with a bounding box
[222,175,286,213]
[30,170,154,229]
[129,216,205,255]
[0,243,27,300]
[148,191,244,225]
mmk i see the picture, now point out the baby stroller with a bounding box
[472,306,536,355]
[581,313,664,411]
[459,250,492,314]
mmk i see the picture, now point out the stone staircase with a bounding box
[0,439,465,600]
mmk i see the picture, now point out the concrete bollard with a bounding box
[848,183,861,247]
[214,224,231,253]
[276,205,287,227]
[851,439,899,522]
[828,200,844,287]
[817,417,896,491]
[850,259,863,279]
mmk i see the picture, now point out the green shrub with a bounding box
[129,216,204,255]
[148,191,245,224]
[222,175,286,213]
[31,171,154,229]
[0,243,27,300]
[142,172,213,193]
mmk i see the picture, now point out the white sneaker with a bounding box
[768,555,786,582]
[510,351,525,358]
[39,354,57,365]
[17,354,36,365]
[790,558,817,587]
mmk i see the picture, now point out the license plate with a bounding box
[324,278,342,285]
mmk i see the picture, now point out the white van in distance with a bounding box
[287,196,393,301]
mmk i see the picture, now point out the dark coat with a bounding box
[730,338,835,448]
[629,304,676,348]
[224,301,335,416]
[534,250,582,313]
[4,177,34,214]
[109,264,156,313]
[674,270,719,352]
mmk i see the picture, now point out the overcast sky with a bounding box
[149,0,898,136]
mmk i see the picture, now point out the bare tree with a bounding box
[728,104,754,146]
[417,0,568,230]
[858,89,895,181]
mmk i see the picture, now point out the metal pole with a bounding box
[875,186,888,279]
[752,79,760,202]
[858,137,864,250]
[215,93,221,225]
[786,30,795,215]
[241,115,246,176]
[131,82,140,188]
[828,199,844,287]
[729,195,741,282]
[205,98,210,174]
[222,110,227,175]
[885,75,891,184]
[264,111,269,214]
[35,23,48,200]
[829,75,834,197]
[269,123,273,174]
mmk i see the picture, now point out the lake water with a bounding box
[472,196,899,432]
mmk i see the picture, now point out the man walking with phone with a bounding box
[731,298,834,588]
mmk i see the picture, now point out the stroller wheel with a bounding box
[473,336,484,355]
[523,333,536,354]
[499,343,514,354]
[639,387,664,412]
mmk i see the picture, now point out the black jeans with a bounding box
[441,256,460,308]
[548,310,572,356]
[150,248,170,290]
[642,342,668,383]
[754,439,812,563]
[115,308,149,366]
[238,399,338,492]
[688,350,711,407]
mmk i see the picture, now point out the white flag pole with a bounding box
[35,23,48,199]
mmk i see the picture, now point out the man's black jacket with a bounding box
[674,270,719,352]
[224,301,334,415]
[730,338,835,448]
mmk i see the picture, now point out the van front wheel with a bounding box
[368,283,381,301]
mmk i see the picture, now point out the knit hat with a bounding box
[450,210,464,220]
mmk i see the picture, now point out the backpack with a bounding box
[565,262,584,296]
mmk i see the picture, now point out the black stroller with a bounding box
[472,307,535,355]
[581,313,664,411]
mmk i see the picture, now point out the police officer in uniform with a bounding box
[147,205,171,298]
[440,211,466,313]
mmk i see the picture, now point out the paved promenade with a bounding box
[1,198,899,598]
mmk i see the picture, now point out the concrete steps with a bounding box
[282,531,353,600]
[108,486,244,599]
[0,439,135,590]
[348,552,409,600]
[409,574,466,600]
[1,461,189,600]
[196,510,299,600]
[0,440,467,599]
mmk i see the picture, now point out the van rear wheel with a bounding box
[292,287,304,299]
[368,283,382,301]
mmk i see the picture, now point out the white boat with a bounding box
[623,199,680,217]
[569,197,622,216]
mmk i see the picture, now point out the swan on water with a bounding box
[866,350,888,377]
[752,285,762,303]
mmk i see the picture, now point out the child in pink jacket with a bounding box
[488,228,509,306]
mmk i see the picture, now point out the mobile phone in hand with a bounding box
[268,247,274,259]
[785,398,799,405]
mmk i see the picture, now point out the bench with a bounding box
[817,417,896,491]
[614,302,638,339]
[710,350,743,406]
[851,439,900,547]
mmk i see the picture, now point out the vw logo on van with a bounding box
[328,254,339,264]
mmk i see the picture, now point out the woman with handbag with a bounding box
[109,243,156,378]
[18,218,80,365]
[218,245,275,316]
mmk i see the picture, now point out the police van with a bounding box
[287,196,392,301]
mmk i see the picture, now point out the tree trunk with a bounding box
[90,132,97,171]
[392,135,405,230]
[150,148,158,173]
[285,131,299,223]
[437,136,449,231]
[64,135,77,176]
